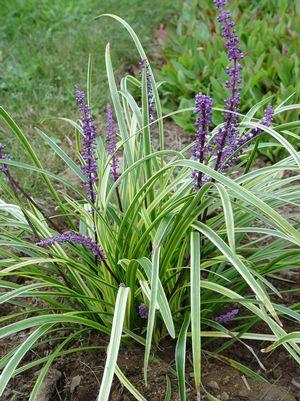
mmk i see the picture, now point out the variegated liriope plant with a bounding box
[0,1,299,400]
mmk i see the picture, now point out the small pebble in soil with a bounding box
[207,380,220,390]
[70,375,82,393]
[34,368,62,401]
[220,391,230,401]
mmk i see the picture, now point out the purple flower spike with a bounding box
[76,88,98,203]
[243,105,274,144]
[262,105,274,127]
[138,303,149,319]
[213,0,244,171]
[106,105,120,182]
[192,93,213,189]
[222,105,274,170]
[0,144,11,174]
[139,59,155,122]
[37,231,105,260]
[215,308,239,324]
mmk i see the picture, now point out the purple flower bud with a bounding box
[192,93,213,189]
[262,105,274,127]
[139,59,155,122]
[215,308,239,324]
[222,105,274,170]
[37,231,105,261]
[106,105,120,182]
[138,303,149,319]
[75,88,98,203]
[0,144,11,174]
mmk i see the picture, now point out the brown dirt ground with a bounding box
[1,291,299,401]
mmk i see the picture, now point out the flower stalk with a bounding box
[37,231,118,282]
[76,88,99,257]
[106,105,123,212]
[0,144,61,237]
[191,93,213,189]
[139,59,155,123]
[213,0,244,172]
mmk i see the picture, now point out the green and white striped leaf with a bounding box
[176,313,190,401]
[190,232,201,398]
[136,257,175,338]
[193,221,280,325]
[261,332,300,353]
[215,183,236,252]
[144,247,160,384]
[97,287,130,401]
[115,365,147,401]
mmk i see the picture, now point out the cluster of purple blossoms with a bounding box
[106,105,120,182]
[37,231,105,260]
[139,59,155,122]
[213,0,244,171]
[261,105,274,127]
[138,303,149,319]
[191,94,213,189]
[215,308,239,324]
[222,105,274,171]
[76,89,98,203]
[191,0,274,188]
[0,144,10,174]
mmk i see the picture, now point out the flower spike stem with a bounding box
[213,0,244,172]
[106,105,123,212]
[10,175,61,233]
[37,232,119,283]
[76,88,100,259]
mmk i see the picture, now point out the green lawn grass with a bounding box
[0,0,180,193]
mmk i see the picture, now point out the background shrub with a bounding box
[158,0,299,135]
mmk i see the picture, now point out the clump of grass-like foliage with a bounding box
[0,4,299,401]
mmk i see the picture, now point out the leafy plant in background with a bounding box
[0,2,300,401]
[158,0,299,161]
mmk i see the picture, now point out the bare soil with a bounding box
[1,297,299,401]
